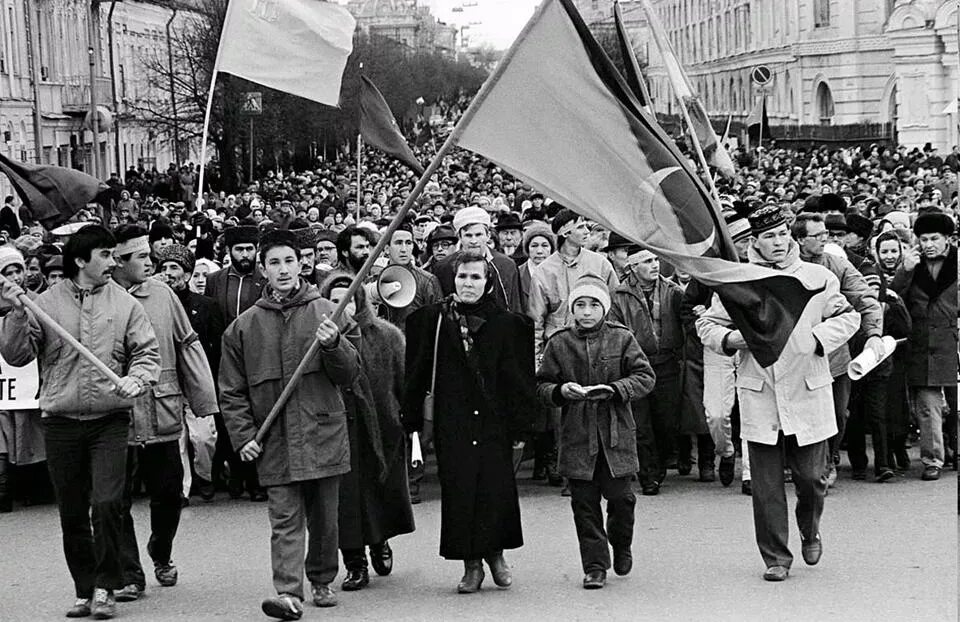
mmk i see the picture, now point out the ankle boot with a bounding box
[0,454,11,513]
[484,551,512,588]
[457,559,484,593]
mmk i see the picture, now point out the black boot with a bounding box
[0,454,11,513]
[457,560,484,593]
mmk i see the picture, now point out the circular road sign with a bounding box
[751,65,772,86]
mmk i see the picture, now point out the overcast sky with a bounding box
[422,0,539,49]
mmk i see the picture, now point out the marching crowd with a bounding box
[0,132,956,620]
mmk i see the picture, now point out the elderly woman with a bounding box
[403,252,537,594]
[320,273,415,593]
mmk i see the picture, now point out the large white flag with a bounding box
[218,0,356,107]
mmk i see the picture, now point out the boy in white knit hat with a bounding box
[536,273,655,589]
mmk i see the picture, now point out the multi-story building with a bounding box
[347,0,458,57]
[573,0,958,150]
[0,0,201,198]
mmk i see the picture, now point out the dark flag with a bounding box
[452,0,820,366]
[746,96,772,143]
[614,0,652,112]
[0,154,108,229]
[360,75,425,175]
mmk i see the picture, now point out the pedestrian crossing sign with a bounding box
[242,92,263,115]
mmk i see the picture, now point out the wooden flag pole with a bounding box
[356,133,362,219]
[252,0,555,445]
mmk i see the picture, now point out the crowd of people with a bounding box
[0,125,956,619]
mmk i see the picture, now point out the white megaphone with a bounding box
[375,264,417,309]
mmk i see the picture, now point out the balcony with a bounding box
[60,76,114,113]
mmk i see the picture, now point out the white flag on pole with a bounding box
[218,0,356,107]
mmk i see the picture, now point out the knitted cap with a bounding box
[522,222,557,255]
[452,206,491,233]
[568,273,611,316]
[155,244,196,274]
[0,246,25,275]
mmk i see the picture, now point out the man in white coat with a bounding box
[696,205,860,582]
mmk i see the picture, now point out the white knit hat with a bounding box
[0,246,25,276]
[568,273,611,316]
[452,206,492,233]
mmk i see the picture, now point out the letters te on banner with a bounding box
[0,353,39,410]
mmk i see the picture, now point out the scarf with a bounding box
[267,281,301,305]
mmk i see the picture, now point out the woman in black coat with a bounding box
[403,252,537,594]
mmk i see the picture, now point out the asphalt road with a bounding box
[0,452,956,622]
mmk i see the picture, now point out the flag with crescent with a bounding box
[640,0,735,178]
[450,0,820,367]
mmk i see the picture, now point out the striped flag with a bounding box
[451,0,819,367]
[640,0,735,178]
[218,0,355,107]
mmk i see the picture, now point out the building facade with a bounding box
[0,0,200,198]
[347,0,458,57]
[573,0,959,150]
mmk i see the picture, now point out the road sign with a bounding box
[751,65,772,86]
[241,91,263,115]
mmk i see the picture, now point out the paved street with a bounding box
[1,454,956,622]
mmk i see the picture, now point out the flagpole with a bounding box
[757,93,765,155]
[195,3,236,210]
[252,0,557,445]
[356,134,362,219]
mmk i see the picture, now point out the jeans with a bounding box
[567,451,636,573]
[119,440,184,588]
[267,477,340,599]
[748,435,828,570]
[44,413,130,597]
[912,386,954,468]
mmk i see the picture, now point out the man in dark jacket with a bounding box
[204,224,269,500]
[219,229,360,618]
[380,224,442,330]
[892,212,958,481]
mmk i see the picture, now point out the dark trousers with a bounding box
[846,377,890,474]
[634,373,681,486]
[44,414,129,597]
[568,450,636,573]
[827,374,851,465]
[119,440,184,588]
[212,411,262,494]
[748,435,828,569]
[267,477,340,600]
[677,433,716,469]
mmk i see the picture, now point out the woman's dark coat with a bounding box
[403,299,537,560]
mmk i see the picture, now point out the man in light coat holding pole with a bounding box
[697,205,860,582]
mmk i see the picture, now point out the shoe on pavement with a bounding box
[341,568,369,591]
[311,583,337,607]
[741,480,752,496]
[582,570,606,589]
[370,541,393,576]
[677,460,693,476]
[641,482,660,496]
[612,547,632,576]
[718,455,736,487]
[154,561,178,587]
[921,466,942,481]
[762,566,789,582]
[484,551,512,588]
[801,534,822,565]
[90,588,115,620]
[824,466,837,488]
[560,482,571,497]
[698,467,716,482]
[875,468,895,483]
[66,598,91,618]
[851,469,867,481]
[114,583,143,602]
[250,489,268,502]
[457,560,485,594]
[261,594,303,620]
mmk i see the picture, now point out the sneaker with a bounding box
[90,588,115,620]
[261,594,303,620]
[65,598,91,618]
[311,583,337,608]
[114,583,143,602]
[154,561,178,587]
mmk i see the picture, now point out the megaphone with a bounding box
[375,264,417,309]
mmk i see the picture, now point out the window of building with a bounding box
[815,0,830,28]
[816,82,835,124]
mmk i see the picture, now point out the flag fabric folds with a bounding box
[453,0,818,367]
[614,1,652,112]
[0,154,107,228]
[360,76,425,175]
[746,96,772,143]
[640,0,735,178]
[218,0,355,108]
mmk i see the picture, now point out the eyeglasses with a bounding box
[804,232,829,240]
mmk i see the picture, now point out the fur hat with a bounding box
[568,273,611,316]
[846,213,873,240]
[223,225,259,247]
[293,227,324,250]
[913,211,956,236]
[155,244,196,275]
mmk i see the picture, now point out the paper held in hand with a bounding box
[847,336,902,381]
[411,431,423,467]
